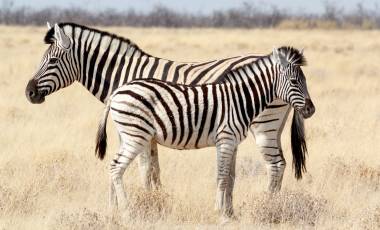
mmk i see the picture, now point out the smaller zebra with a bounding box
[95,47,313,219]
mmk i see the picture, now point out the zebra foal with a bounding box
[95,47,314,218]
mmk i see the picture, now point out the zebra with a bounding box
[25,22,315,193]
[95,46,314,218]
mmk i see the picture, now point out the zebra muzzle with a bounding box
[25,79,45,104]
[301,98,315,119]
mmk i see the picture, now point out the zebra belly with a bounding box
[154,126,217,150]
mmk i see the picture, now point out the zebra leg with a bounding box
[137,140,161,190]
[250,102,291,192]
[109,178,117,211]
[215,143,237,218]
[110,145,142,211]
[150,140,161,189]
[224,149,237,218]
[109,133,122,210]
[137,143,152,190]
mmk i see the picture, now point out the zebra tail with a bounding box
[291,111,307,180]
[95,99,111,160]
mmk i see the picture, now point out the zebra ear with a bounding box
[47,22,52,30]
[273,47,280,62]
[273,47,288,67]
[53,23,71,49]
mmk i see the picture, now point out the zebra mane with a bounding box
[277,46,307,66]
[44,22,148,55]
[219,47,306,83]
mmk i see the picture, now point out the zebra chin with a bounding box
[26,93,45,104]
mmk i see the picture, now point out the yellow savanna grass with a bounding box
[0,26,379,229]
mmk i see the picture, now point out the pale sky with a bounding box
[9,0,379,14]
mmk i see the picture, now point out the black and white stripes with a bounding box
[26,23,315,195]
[95,47,314,217]
[29,23,260,104]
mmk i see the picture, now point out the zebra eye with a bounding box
[49,58,59,64]
[290,79,298,85]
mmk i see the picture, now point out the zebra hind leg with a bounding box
[215,142,238,220]
[138,144,152,190]
[110,143,145,212]
[109,177,117,211]
[137,140,161,190]
[110,134,123,211]
[150,140,161,189]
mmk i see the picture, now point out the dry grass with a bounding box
[0,26,380,229]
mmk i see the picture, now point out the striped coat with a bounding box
[95,47,314,218]
[26,23,314,196]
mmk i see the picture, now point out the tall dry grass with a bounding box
[0,26,379,229]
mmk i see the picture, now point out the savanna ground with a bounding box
[0,26,379,229]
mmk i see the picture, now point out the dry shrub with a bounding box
[361,19,377,30]
[0,185,13,216]
[276,20,312,30]
[168,199,217,224]
[1,181,40,216]
[48,208,106,230]
[127,187,172,221]
[0,153,91,217]
[328,157,380,191]
[241,190,327,226]
[312,20,338,29]
[277,19,338,30]
[363,206,380,229]
[353,204,380,229]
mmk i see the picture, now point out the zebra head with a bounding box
[26,23,78,104]
[272,47,315,119]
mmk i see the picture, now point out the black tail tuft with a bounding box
[291,111,308,180]
[95,122,107,160]
[95,101,111,160]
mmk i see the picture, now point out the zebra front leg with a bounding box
[261,145,286,192]
[251,128,287,192]
[224,149,237,219]
[215,142,237,219]
[250,102,290,192]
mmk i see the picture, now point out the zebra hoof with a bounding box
[219,214,237,225]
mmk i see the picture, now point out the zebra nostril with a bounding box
[29,90,35,97]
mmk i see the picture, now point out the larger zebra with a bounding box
[95,47,313,218]
[25,23,315,193]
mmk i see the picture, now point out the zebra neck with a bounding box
[226,56,276,121]
[71,27,150,103]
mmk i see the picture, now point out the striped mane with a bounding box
[43,22,149,56]
[219,46,306,84]
[278,46,307,66]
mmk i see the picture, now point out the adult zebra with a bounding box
[95,47,314,218]
[25,23,314,193]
